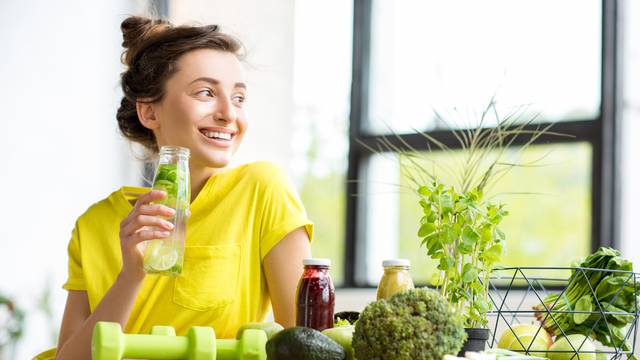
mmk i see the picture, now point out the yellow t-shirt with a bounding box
[34,161,313,359]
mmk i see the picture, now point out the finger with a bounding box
[127,229,171,246]
[122,215,174,235]
[134,190,167,209]
[138,204,176,217]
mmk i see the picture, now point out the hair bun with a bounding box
[121,16,172,66]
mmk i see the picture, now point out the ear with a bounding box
[136,101,160,130]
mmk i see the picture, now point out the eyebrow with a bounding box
[189,76,246,89]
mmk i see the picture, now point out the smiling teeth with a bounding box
[204,131,232,140]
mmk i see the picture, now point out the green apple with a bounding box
[322,325,355,360]
[505,334,549,356]
[498,323,553,350]
[548,335,596,360]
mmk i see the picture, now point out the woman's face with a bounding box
[149,49,248,169]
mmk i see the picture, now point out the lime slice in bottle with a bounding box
[145,242,178,271]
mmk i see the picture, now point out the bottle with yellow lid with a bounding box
[376,259,415,300]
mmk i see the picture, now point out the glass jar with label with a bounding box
[142,146,190,276]
[296,258,335,331]
[376,259,415,300]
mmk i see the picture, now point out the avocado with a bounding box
[236,322,284,340]
[266,327,346,360]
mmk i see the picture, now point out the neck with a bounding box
[189,163,225,201]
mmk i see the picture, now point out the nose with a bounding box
[214,95,237,123]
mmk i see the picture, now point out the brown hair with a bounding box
[116,16,243,153]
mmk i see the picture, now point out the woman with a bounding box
[35,15,313,360]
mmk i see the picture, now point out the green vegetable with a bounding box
[533,247,638,360]
[266,327,345,360]
[353,287,467,360]
[418,179,508,328]
[547,335,596,360]
[322,325,355,360]
[497,323,552,356]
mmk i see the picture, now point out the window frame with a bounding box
[343,0,621,287]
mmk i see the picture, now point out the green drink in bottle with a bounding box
[143,146,190,276]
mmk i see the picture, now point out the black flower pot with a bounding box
[458,328,490,356]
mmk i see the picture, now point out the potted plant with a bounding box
[0,292,25,359]
[365,98,557,353]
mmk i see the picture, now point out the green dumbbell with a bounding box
[92,321,267,360]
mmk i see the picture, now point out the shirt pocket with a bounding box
[173,244,241,312]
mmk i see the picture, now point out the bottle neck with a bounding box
[158,146,190,164]
[303,265,330,276]
[384,266,410,272]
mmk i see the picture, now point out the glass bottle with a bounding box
[376,259,415,300]
[296,258,335,331]
[142,146,190,276]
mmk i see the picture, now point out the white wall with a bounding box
[0,1,298,358]
[0,0,147,358]
[170,0,297,172]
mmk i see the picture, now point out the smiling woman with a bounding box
[33,15,313,360]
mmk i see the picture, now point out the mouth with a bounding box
[199,128,237,148]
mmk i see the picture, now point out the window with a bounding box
[620,0,640,267]
[293,0,353,285]
[365,143,592,285]
[344,0,619,287]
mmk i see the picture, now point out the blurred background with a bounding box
[0,0,639,358]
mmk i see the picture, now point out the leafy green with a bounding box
[533,247,638,360]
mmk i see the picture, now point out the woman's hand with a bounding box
[118,190,176,280]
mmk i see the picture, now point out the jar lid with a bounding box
[303,258,331,266]
[382,259,411,267]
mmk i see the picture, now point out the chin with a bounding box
[202,151,233,168]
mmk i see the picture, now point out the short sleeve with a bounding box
[259,165,314,261]
[62,222,86,291]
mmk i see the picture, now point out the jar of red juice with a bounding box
[296,258,335,331]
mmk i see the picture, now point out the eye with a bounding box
[196,89,214,97]
[232,94,246,105]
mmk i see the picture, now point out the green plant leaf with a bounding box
[574,294,592,325]
[418,222,436,237]
[475,298,490,313]
[418,186,431,196]
[480,225,493,245]
[462,263,478,283]
[429,272,443,286]
[470,281,484,293]
[462,226,480,246]
[482,243,504,264]
[438,256,455,271]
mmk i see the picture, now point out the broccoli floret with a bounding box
[353,287,467,360]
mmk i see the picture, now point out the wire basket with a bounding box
[486,267,640,360]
